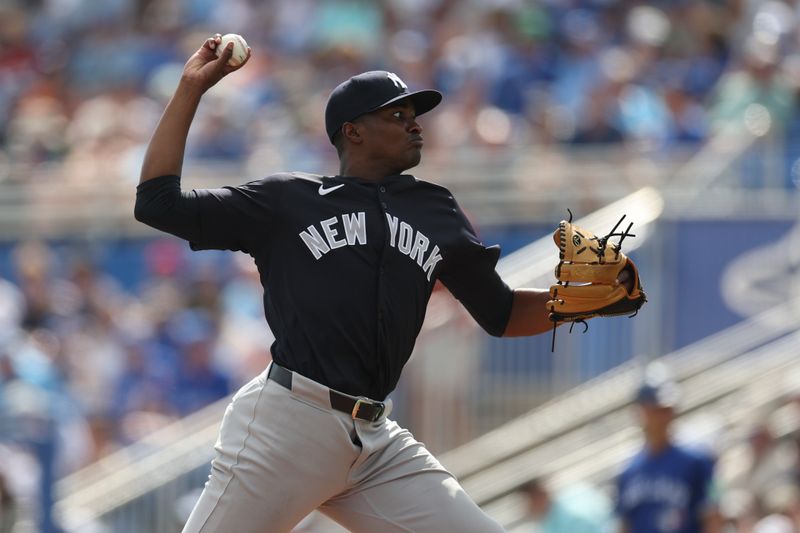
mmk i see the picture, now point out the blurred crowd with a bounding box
[719,398,800,533]
[1,0,800,186]
[0,238,272,528]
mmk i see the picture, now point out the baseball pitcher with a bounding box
[134,35,644,533]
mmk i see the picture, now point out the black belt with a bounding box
[267,363,386,423]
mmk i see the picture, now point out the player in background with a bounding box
[615,372,724,533]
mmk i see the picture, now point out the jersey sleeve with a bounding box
[437,201,514,337]
[135,174,284,254]
[613,472,627,518]
[694,453,720,515]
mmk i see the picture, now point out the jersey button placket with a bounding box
[378,185,388,208]
[378,185,388,212]
[377,183,389,311]
[376,184,389,388]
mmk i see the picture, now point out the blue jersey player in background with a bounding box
[615,370,724,533]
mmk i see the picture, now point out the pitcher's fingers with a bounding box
[207,34,224,49]
[221,45,252,73]
[203,36,219,52]
[211,43,231,72]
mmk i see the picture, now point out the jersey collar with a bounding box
[332,174,417,186]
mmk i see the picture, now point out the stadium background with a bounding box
[0,0,799,531]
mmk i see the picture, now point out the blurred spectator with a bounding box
[569,87,625,145]
[723,407,800,532]
[738,423,799,514]
[12,240,57,330]
[217,253,275,383]
[710,36,794,136]
[0,277,23,336]
[113,341,178,445]
[0,470,18,533]
[511,477,612,533]
[615,368,723,533]
[168,310,230,415]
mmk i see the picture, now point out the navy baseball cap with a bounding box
[635,380,681,408]
[325,70,442,144]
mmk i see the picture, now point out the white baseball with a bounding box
[215,33,248,67]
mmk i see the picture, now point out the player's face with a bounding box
[359,100,424,173]
[638,404,674,432]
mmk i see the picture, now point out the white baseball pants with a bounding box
[181,363,505,532]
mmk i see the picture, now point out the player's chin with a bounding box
[405,147,422,168]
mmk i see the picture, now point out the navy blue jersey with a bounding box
[135,172,514,399]
[615,444,716,533]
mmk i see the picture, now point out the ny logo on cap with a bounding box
[387,72,407,91]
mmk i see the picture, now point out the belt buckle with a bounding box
[351,398,384,422]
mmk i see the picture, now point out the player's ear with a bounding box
[342,122,364,145]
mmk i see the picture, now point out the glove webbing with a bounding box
[550,212,638,352]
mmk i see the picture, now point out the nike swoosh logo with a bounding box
[318,183,345,196]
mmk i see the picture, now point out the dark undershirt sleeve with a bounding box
[134,175,282,254]
[437,204,514,337]
[614,474,628,519]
